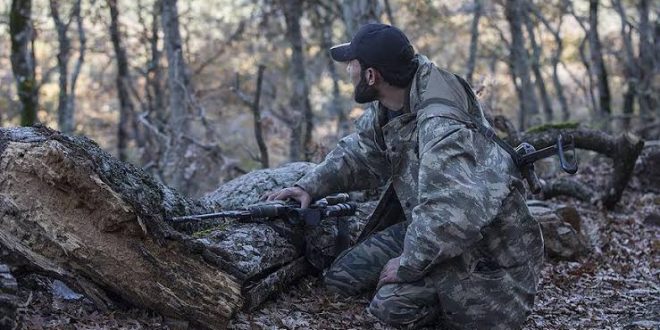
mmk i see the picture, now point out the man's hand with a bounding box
[377,256,402,290]
[264,186,312,208]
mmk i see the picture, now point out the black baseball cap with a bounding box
[330,23,415,70]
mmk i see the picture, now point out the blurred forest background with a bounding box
[1,0,658,197]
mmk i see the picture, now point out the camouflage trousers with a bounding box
[323,222,440,328]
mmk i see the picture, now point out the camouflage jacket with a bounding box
[296,56,544,327]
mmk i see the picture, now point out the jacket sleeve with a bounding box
[295,107,389,200]
[397,114,513,282]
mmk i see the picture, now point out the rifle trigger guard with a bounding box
[557,134,578,174]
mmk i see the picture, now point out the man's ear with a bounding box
[365,68,377,86]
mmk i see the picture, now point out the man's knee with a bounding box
[323,267,362,296]
[367,283,439,327]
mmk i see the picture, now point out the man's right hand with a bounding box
[264,186,312,209]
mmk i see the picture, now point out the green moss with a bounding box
[191,223,229,238]
[525,122,580,134]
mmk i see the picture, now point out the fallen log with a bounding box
[0,126,242,328]
[521,127,644,209]
[0,126,373,326]
[491,118,645,208]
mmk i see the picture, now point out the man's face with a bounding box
[347,59,378,104]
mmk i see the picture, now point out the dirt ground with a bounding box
[10,174,660,329]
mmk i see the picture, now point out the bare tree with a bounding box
[465,0,482,84]
[383,0,396,26]
[283,0,313,161]
[523,6,553,122]
[588,0,612,117]
[161,0,202,191]
[313,5,348,138]
[341,0,382,38]
[504,0,539,129]
[107,0,135,162]
[10,0,38,126]
[612,0,639,128]
[636,0,657,117]
[234,66,270,168]
[531,1,570,121]
[50,0,85,135]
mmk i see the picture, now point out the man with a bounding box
[267,23,544,329]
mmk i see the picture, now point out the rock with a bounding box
[634,140,660,193]
[0,264,18,329]
[51,279,83,301]
[643,213,660,227]
[0,264,17,294]
[528,201,590,260]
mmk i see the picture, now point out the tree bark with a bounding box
[50,0,84,135]
[504,0,539,130]
[588,0,612,117]
[107,0,134,162]
[531,2,569,121]
[523,9,553,122]
[465,0,482,84]
[612,0,638,129]
[252,65,269,168]
[636,0,657,117]
[283,0,313,161]
[522,128,644,209]
[10,0,38,127]
[315,7,348,138]
[341,0,382,39]
[162,0,192,189]
[0,126,378,323]
[0,126,241,328]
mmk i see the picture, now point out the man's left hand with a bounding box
[377,256,402,290]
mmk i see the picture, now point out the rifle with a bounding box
[169,193,356,227]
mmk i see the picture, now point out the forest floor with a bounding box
[10,167,660,329]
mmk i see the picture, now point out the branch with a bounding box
[522,128,645,209]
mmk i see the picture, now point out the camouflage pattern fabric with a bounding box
[324,222,441,328]
[296,55,544,329]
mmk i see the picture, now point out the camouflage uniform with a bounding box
[296,56,544,329]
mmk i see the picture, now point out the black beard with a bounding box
[353,70,378,104]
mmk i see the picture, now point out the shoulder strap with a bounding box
[417,97,522,167]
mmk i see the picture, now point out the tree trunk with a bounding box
[529,1,570,121]
[612,0,638,130]
[108,0,134,162]
[283,0,313,161]
[465,0,482,84]
[162,0,191,189]
[9,0,38,127]
[316,8,348,138]
[50,0,84,135]
[68,1,85,132]
[636,0,657,117]
[50,0,72,133]
[383,0,396,26]
[588,0,612,117]
[341,0,382,39]
[524,9,553,122]
[504,0,539,130]
[252,65,269,168]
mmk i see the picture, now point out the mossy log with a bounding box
[492,117,645,208]
[521,128,644,209]
[0,126,374,328]
[0,126,244,328]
